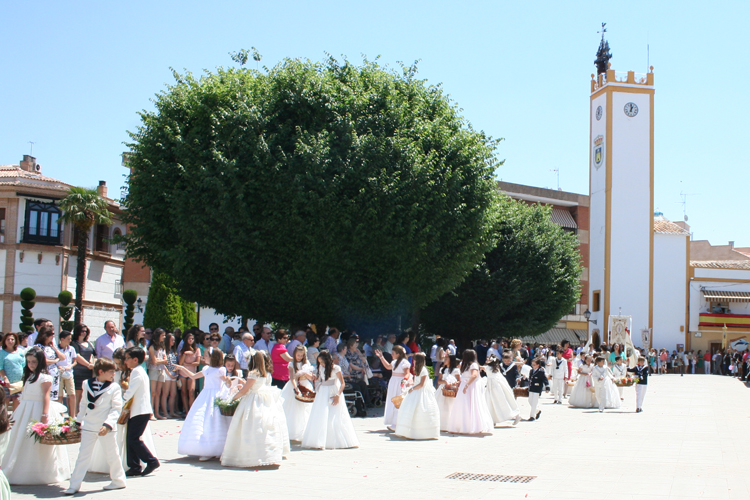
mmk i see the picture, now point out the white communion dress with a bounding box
[383,358,410,429]
[178,366,231,458]
[592,365,622,410]
[435,367,460,431]
[301,365,359,450]
[89,371,158,473]
[483,368,520,424]
[447,362,493,434]
[1,373,71,485]
[568,364,596,408]
[0,431,10,498]
[221,373,290,467]
[280,364,314,441]
[395,367,440,440]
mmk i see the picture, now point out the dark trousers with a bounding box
[271,378,286,390]
[127,414,158,471]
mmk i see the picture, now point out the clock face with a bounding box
[596,106,603,121]
[624,102,639,117]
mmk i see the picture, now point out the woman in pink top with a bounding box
[271,330,293,389]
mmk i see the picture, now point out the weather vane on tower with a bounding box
[595,23,612,75]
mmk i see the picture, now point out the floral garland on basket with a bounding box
[614,376,639,387]
[26,417,81,445]
[214,395,240,417]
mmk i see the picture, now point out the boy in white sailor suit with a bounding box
[65,358,126,494]
[547,348,567,404]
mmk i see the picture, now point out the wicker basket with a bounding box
[219,405,237,417]
[513,387,529,398]
[441,386,457,398]
[391,394,404,409]
[588,385,596,393]
[614,379,636,387]
[40,429,81,445]
[295,386,316,403]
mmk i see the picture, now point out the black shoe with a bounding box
[527,417,535,421]
[535,410,541,420]
[141,461,160,477]
[125,468,142,477]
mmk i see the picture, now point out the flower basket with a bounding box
[214,396,240,417]
[615,377,638,387]
[441,386,457,398]
[391,394,404,409]
[27,417,80,445]
[588,385,596,393]
[295,385,316,403]
[513,387,529,398]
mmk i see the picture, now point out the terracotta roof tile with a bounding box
[691,261,750,270]
[654,217,690,235]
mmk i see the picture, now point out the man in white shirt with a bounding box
[254,327,274,353]
[233,333,255,377]
[123,347,159,477]
[323,328,340,353]
[95,321,125,360]
[487,341,501,361]
[218,326,235,354]
[287,330,306,355]
[28,317,53,346]
[383,333,396,353]
[447,339,457,356]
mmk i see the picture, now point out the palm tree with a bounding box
[59,187,113,325]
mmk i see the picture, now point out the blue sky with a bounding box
[2,1,748,246]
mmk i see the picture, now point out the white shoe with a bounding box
[104,483,126,490]
[64,489,77,495]
[198,456,212,462]
[513,415,521,425]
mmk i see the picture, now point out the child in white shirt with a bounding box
[57,330,78,417]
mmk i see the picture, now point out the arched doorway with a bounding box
[592,330,601,349]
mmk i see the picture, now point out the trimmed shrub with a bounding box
[19,287,36,333]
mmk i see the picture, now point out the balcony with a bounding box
[698,312,750,329]
[21,225,62,246]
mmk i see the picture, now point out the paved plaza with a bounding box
[12,374,750,500]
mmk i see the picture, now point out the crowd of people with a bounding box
[1,319,749,495]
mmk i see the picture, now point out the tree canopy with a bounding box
[124,56,501,328]
[421,199,583,341]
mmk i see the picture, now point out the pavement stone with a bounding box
[9,374,750,500]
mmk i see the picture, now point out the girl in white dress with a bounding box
[434,355,460,431]
[1,347,70,485]
[568,355,596,408]
[88,348,157,474]
[395,353,440,440]
[482,355,521,426]
[301,351,359,450]
[0,387,13,498]
[376,346,411,430]
[221,351,290,467]
[447,349,493,435]
[175,349,231,461]
[280,345,314,441]
[592,356,621,412]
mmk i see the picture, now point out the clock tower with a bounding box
[588,63,655,345]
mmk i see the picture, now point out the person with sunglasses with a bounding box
[270,330,293,389]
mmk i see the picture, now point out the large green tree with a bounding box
[124,56,501,328]
[422,199,583,341]
[59,187,113,325]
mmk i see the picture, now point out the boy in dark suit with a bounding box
[527,358,549,421]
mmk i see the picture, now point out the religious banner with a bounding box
[608,315,638,367]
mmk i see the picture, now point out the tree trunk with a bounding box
[74,227,88,325]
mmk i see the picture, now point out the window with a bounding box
[23,201,61,245]
[94,224,109,253]
[0,208,5,243]
[112,227,125,252]
[592,290,601,312]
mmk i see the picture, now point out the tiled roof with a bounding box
[519,328,588,345]
[0,165,70,191]
[691,261,750,270]
[654,217,690,235]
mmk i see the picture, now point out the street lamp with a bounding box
[584,309,597,325]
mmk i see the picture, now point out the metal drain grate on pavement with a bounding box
[446,472,536,484]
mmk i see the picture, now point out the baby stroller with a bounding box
[367,378,388,408]
[343,382,367,417]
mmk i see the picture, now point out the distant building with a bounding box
[0,155,125,339]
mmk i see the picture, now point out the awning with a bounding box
[550,208,578,229]
[519,328,587,345]
[702,290,750,303]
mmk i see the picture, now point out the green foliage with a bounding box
[58,290,73,306]
[181,299,197,331]
[122,289,138,332]
[19,287,36,333]
[143,272,184,331]
[422,199,583,342]
[124,56,501,329]
[122,289,138,305]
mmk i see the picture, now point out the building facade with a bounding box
[0,155,126,340]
